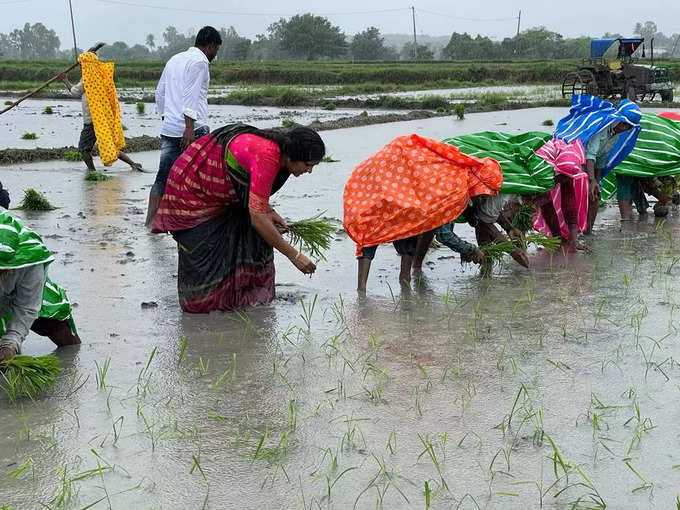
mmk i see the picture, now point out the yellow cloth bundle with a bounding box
[78,52,125,166]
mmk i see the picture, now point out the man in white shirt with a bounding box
[145,26,222,227]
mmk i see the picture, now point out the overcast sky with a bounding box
[0,0,676,49]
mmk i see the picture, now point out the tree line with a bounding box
[1,17,679,62]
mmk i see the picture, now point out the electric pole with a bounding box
[68,0,78,58]
[516,10,521,36]
[411,6,417,60]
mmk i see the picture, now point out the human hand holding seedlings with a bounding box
[291,252,316,274]
[268,208,288,229]
[461,248,484,265]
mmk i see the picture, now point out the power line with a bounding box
[416,8,516,22]
[94,0,410,17]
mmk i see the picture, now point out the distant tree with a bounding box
[98,41,130,60]
[158,26,193,59]
[218,26,251,61]
[145,34,155,49]
[504,27,565,59]
[0,33,19,59]
[561,37,590,58]
[441,32,498,60]
[8,23,60,59]
[350,27,394,60]
[400,41,434,61]
[633,21,657,41]
[268,14,347,60]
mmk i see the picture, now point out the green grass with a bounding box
[16,188,55,210]
[64,149,82,161]
[478,92,507,105]
[420,94,449,109]
[21,132,37,140]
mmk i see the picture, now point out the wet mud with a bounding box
[1,108,680,509]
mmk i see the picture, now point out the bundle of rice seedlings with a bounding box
[43,106,54,115]
[136,102,145,114]
[16,189,56,211]
[284,214,335,260]
[479,239,515,264]
[0,355,62,403]
[523,232,561,251]
[511,203,536,233]
[21,132,37,140]
[84,171,111,182]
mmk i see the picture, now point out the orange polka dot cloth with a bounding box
[343,134,503,256]
[78,52,125,166]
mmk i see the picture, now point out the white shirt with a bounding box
[69,80,91,124]
[155,47,210,137]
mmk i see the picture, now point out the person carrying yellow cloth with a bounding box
[59,51,141,170]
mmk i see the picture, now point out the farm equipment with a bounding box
[561,38,674,102]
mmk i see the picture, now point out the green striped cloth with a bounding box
[601,113,680,200]
[444,131,554,195]
[0,210,77,335]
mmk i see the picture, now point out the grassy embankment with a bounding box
[2,59,678,109]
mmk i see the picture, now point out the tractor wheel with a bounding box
[660,89,674,102]
[574,70,598,96]
[561,71,579,98]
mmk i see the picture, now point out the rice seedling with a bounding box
[3,100,11,105]
[42,105,53,114]
[16,188,56,210]
[299,294,317,331]
[21,132,37,140]
[479,240,515,266]
[322,102,336,110]
[65,369,89,398]
[522,232,561,251]
[541,119,554,126]
[511,203,535,233]
[359,110,368,117]
[281,118,294,127]
[453,103,465,119]
[177,336,188,365]
[122,124,128,131]
[417,434,449,492]
[284,214,335,260]
[0,355,62,403]
[352,454,412,509]
[321,155,340,163]
[623,458,653,493]
[63,149,82,161]
[95,357,111,389]
[136,102,145,114]
[5,457,34,481]
[84,171,111,181]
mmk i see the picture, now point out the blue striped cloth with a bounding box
[553,95,642,179]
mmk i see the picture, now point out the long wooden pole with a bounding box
[0,42,104,116]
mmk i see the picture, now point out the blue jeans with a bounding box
[151,125,210,196]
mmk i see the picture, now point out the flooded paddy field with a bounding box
[1,108,680,509]
[0,96,393,150]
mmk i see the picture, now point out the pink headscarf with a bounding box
[533,139,588,239]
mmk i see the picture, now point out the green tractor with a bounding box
[562,37,674,102]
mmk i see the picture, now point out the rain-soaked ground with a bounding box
[1,107,680,509]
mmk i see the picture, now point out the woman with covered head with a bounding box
[152,124,326,312]
[552,95,642,226]
[0,211,79,362]
[343,134,504,292]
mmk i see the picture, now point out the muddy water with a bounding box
[0,96,392,150]
[1,108,680,509]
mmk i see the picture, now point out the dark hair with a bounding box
[195,26,222,47]
[253,127,326,162]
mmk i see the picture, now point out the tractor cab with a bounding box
[562,37,674,102]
